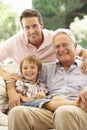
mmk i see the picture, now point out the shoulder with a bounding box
[42,62,57,71]
[2,31,24,45]
[42,29,54,38]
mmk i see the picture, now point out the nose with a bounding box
[29,27,34,34]
[27,68,32,71]
[59,46,65,51]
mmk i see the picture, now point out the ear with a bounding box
[41,23,44,29]
[74,43,77,48]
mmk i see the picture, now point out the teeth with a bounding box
[59,52,68,56]
[26,73,33,76]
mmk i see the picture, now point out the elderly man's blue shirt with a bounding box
[39,59,87,100]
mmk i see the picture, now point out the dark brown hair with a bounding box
[20,9,43,27]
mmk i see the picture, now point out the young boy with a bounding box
[2,55,50,114]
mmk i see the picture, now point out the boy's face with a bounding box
[21,60,39,84]
[22,16,43,48]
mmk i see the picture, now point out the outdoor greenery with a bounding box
[0,0,20,42]
[70,16,87,48]
[32,0,87,29]
[32,0,87,48]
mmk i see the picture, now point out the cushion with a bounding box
[0,64,19,126]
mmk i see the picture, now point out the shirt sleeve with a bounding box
[0,34,17,62]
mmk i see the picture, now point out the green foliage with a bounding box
[0,0,20,42]
[75,32,87,49]
[32,0,85,30]
[70,16,87,49]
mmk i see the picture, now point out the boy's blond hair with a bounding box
[20,55,42,73]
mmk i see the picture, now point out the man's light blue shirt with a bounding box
[39,59,87,100]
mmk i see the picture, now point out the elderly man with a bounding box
[8,29,87,130]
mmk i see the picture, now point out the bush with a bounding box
[70,16,87,49]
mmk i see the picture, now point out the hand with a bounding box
[81,59,87,74]
[76,88,87,111]
[34,92,46,99]
[10,73,21,80]
[8,91,21,109]
[20,95,33,102]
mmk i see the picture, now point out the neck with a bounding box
[28,32,43,49]
[36,33,44,48]
[60,60,75,70]
[62,64,71,70]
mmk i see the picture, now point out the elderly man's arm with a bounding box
[43,96,79,112]
[76,87,87,112]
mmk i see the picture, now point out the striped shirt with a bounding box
[16,79,48,97]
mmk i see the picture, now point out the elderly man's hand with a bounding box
[76,87,87,112]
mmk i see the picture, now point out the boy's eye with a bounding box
[23,67,28,69]
[31,66,36,69]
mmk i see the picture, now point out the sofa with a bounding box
[0,63,20,130]
[0,64,54,130]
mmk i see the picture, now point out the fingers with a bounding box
[76,96,81,104]
[8,93,21,109]
[81,61,87,74]
[34,94,45,99]
[10,73,20,80]
[9,99,20,109]
[78,95,87,112]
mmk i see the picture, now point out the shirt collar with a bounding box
[23,29,54,48]
[56,57,82,68]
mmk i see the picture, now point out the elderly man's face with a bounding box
[53,33,77,66]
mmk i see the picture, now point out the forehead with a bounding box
[22,17,40,25]
[22,60,37,66]
[53,33,73,45]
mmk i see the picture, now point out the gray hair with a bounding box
[54,28,76,43]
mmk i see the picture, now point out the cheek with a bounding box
[34,69,39,75]
[24,31,29,37]
[21,70,25,74]
[54,49,59,55]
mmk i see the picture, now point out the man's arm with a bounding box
[0,68,11,80]
[6,81,21,109]
[79,48,87,61]
[77,47,87,74]
[76,87,87,112]
[43,96,79,112]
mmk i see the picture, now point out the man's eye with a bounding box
[33,24,38,28]
[55,45,60,48]
[25,26,30,30]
